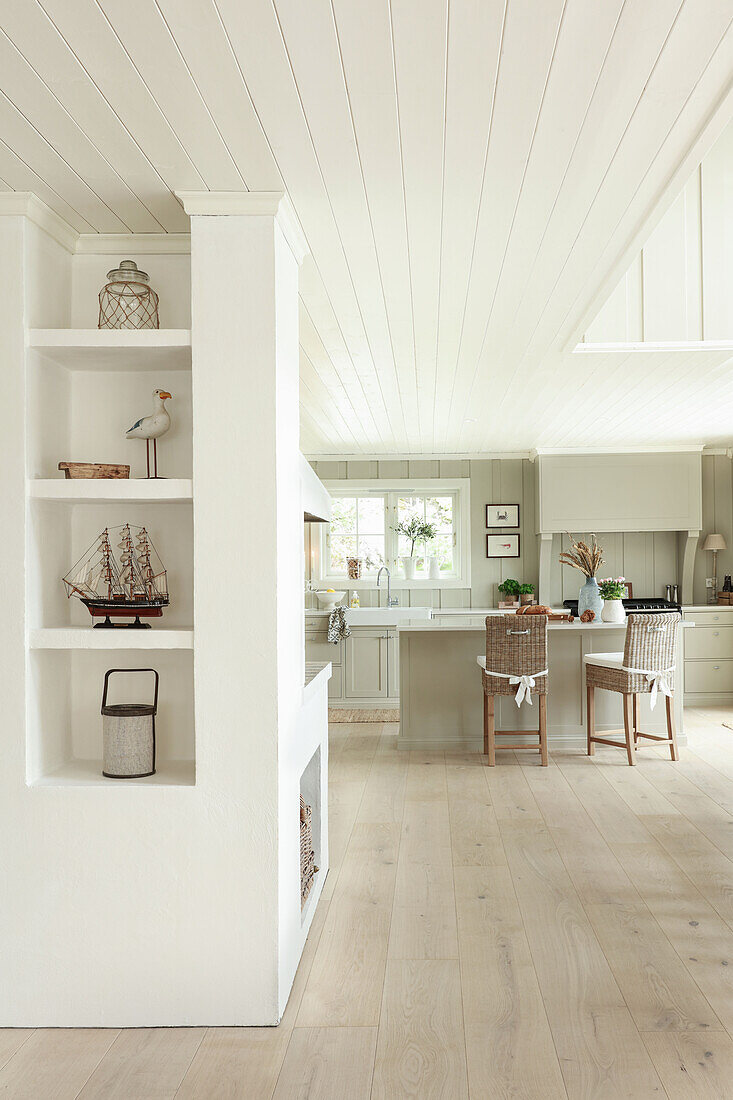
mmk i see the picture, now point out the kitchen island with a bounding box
[397,612,689,751]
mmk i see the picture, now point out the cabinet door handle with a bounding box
[714,631,720,636]
[713,665,720,670]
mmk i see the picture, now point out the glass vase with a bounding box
[578,577,603,621]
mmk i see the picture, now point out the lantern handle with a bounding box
[101,668,159,715]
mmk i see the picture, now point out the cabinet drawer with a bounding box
[684,660,733,693]
[305,631,342,666]
[685,610,733,625]
[685,627,733,660]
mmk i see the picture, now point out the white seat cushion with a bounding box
[583,651,623,669]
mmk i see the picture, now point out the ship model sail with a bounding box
[63,524,169,628]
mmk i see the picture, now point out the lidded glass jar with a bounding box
[98,259,160,330]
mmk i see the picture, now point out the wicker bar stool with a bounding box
[477,614,549,767]
[583,612,681,766]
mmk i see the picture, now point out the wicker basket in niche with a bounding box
[300,796,316,907]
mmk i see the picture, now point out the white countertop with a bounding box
[399,619,633,633]
[306,606,432,626]
[398,617,694,633]
[682,605,733,612]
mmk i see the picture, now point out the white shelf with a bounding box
[30,628,194,650]
[29,478,193,503]
[27,329,191,372]
[32,758,195,787]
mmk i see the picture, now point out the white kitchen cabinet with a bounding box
[305,629,342,668]
[386,629,399,698]
[683,608,733,704]
[328,664,343,700]
[344,628,389,699]
[306,624,400,704]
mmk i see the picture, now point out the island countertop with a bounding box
[398,612,694,633]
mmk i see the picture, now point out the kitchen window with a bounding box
[317,479,471,588]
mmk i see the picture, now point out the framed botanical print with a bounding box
[486,504,519,528]
[487,534,520,558]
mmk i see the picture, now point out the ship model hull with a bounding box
[81,597,168,629]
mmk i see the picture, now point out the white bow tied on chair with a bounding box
[483,667,548,706]
[509,674,538,707]
[623,666,674,709]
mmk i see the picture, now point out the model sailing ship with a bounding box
[63,524,169,628]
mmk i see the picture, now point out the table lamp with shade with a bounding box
[702,533,727,603]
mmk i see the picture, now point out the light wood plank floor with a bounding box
[4,706,733,1098]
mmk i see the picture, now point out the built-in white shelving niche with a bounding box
[28,500,193,631]
[27,329,191,372]
[29,479,193,504]
[27,331,192,483]
[299,746,323,924]
[27,650,195,787]
[30,629,194,650]
[25,325,196,789]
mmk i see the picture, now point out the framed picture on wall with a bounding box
[486,503,519,528]
[621,582,633,599]
[487,534,520,558]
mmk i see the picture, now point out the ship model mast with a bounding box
[63,524,169,628]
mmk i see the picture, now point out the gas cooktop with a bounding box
[562,597,681,615]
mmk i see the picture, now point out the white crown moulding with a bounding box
[75,233,191,255]
[575,340,733,353]
[530,444,706,457]
[175,190,309,265]
[0,192,191,255]
[0,192,79,253]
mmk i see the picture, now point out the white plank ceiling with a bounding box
[1,0,732,453]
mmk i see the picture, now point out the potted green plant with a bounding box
[519,582,535,606]
[498,578,521,608]
[394,514,438,580]
[598,577,627,623]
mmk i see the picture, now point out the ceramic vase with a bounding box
[578,577,603,621]
[428,556,440,580]
[601,598,626,624]
[402,555,418,580]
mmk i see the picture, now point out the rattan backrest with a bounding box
[485,614,548,675]
[622,613,681,672]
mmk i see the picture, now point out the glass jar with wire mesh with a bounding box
[98,259,160,329]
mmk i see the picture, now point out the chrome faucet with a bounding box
[376,566,398,608]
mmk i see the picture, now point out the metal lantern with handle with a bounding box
[101,668,159,779]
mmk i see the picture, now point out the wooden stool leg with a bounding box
[632,694,639,743]
[483,690,488,756]
[539,694,548,767]
[586,685,595,756]
[666,694,679,762]
[622,694,636,766]
[486,694,496,767]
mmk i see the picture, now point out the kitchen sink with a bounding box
[344,606,432,626]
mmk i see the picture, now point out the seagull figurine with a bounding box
[126,388,172,478]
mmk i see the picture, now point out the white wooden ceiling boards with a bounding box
[1,1,732,454]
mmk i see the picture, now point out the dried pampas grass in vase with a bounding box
[559,534,605,620]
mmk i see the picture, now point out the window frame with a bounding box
[316,478,471,589]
